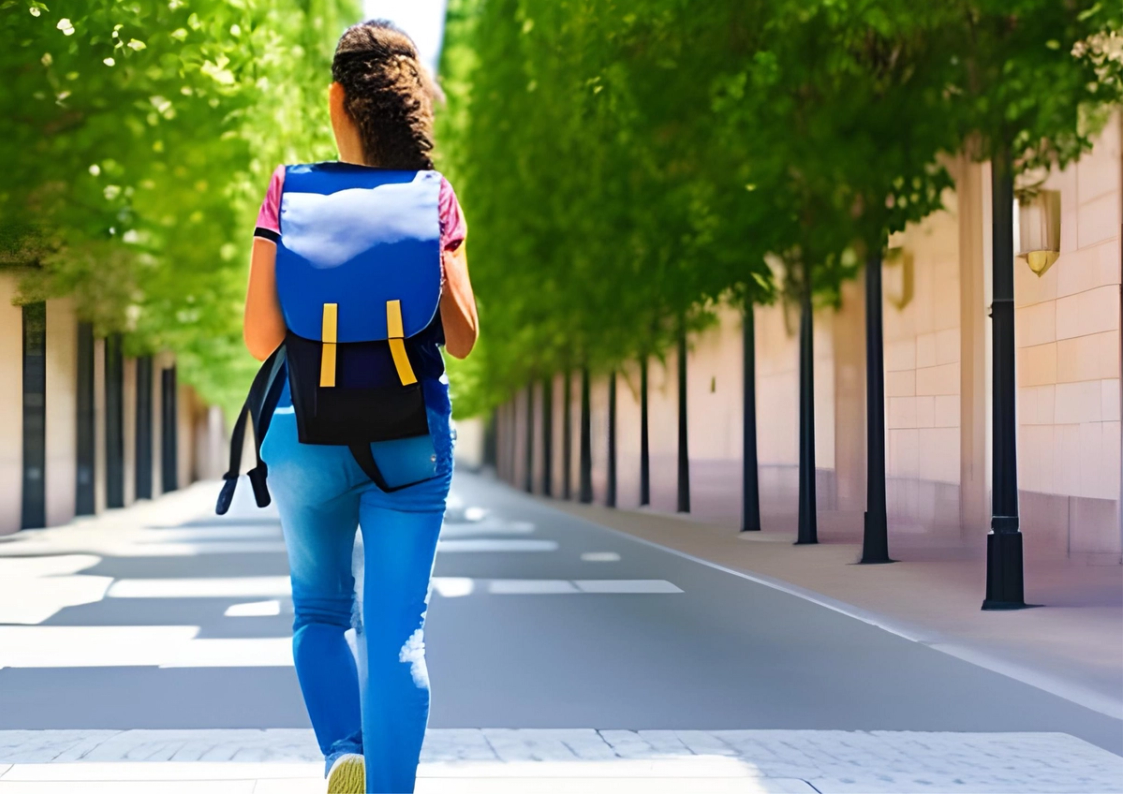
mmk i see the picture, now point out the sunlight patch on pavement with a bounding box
[0,523,283,559]
[463,506,488,522]
[432,579,684,597]
[438,539,556,553]
[487,580,579,595]
[135,526,281,542]
[574,580,682,594]
[108,577,291,599]
[581,552,621,562]
[160,638,293,668]
[431,578,475,598]
[0,627,199,667]
[0,555,110,625]
[224,600,283,617]
[439,521,535,538]
[0,627,294,668]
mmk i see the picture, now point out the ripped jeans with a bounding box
[261,381,453,794]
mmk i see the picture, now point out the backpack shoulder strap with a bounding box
[216,348,286,515]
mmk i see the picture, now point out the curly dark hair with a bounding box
[331,20,439,171]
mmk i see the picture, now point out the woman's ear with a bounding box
[328,81,347,129]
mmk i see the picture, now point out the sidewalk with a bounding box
[0,727,1119,793]
[547,498,1123,721]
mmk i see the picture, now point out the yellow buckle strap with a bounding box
[320,303,337,388]
[386,299,417,386]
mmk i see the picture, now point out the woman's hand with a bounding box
[243,237,286,361]
[439,243,478,358]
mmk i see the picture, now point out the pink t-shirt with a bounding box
[253,164,467,254]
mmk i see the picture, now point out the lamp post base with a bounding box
[982,527,1028,610]
[859,510,894,564]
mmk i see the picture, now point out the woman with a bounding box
[242,20,478,794]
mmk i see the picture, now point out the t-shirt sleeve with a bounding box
[254,165,285,242]
[439,176,467,253]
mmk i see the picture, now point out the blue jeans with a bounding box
[261,380,453,794]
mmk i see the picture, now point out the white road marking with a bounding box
[581,552,621,562]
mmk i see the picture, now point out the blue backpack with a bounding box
[216,163,444,515]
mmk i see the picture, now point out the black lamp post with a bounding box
[563,370,572,500]
[861,251,893,563]
[677,326,691,513]
[607,371,617,507]
[541,376,553,496]
[742,303,762,532]
[983,147,1027,610]
[639,357,650,506]
[796,286,818,545]
[579,366,593,503]
[524,382,534,494]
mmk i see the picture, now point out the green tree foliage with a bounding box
[440,0,1121,417]
[1,0,358,409]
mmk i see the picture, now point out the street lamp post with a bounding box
[742,303,761,532]
[796,286,818,545]
[524,382,534,494]
[677,326,691,513]
[861,251,893,563]
[984,148,1027,610]
[541,376,553,496]
[639,357,650,506]
[563,370,573,500]
[579,366,593,503]
[607,371,617,508]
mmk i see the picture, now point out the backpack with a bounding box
[216,163,444,516]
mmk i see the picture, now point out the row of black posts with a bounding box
[497,152,1027,609]
[20,316,179,530]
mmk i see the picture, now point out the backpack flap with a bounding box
[274,164,442,449]
[275,164,442,346]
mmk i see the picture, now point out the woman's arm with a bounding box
[440,243,478,359]
[243,237,286,361]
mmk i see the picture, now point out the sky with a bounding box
[362,0,449,75]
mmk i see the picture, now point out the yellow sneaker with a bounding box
[327,753,365,793]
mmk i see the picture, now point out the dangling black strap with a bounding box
[347,442,432,493]
[216,348,286,515]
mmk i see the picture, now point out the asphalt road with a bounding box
[0,470,1119,756]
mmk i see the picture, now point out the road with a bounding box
[0,471,1120,793]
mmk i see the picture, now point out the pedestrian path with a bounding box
[0,474,1120,793]
[1,727,1120,792]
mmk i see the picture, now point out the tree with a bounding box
[1,0,358,411]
